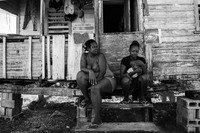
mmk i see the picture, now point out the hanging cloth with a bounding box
[143,0,149,16]
[22,0,40,31]
[64,0,74,15]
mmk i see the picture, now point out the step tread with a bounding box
[75,122,161,132]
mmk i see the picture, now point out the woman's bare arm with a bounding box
[96,54,106,82]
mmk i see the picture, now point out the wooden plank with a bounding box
[152,42,200,48]
[48,30,69,34]
[42,36,45,79]
[75,122,161,132]
[94,0,99,42]
[148,11,194,18]
[153,65,200,76]
[144,17,195,24]
[194,0,200,31]
[28,36,32,79]
[153,54,200,62]
[148,4,194,11]
[52,35,65,79]
[144,23,194,30]
[40,0,45,35]
[47,36,51,79]
[137,0,143,31]
[161,36,200,42]
[3,37,7,78]
[161,29,195,36]
[0,84,79,96]
[48,26,69,29]
[147,0,193,5]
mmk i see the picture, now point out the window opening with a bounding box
[103,0,138,33]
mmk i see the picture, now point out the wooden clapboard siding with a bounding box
[145,0,200,80]
[19,0,40,35]
[0,37,42,79]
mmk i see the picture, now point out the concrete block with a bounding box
[1,93,21,100]
[5,107,22,117]
[177,97,200,109]
[0,107,5,116]
[1,98,23,108]
[177,115,200,127]
[77,107,86,118]
[177,105,197,120]
[183,126,200,133]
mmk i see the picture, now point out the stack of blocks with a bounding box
[177,97,200,133]
[0,93,23,120]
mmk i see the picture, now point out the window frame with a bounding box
[99,0,143,34]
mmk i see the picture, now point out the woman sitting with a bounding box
[76,39,117,127]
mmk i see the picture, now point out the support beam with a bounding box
[0,84,82,96]
[47,36,51,79]
[42,36,46,79]
[3,37,7,78]
[28,36,32,79]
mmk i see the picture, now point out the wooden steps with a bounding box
[75,102,162,132]
[75,121,161,133]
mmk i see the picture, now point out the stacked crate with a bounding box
[177,97,200,133]
[0,93,23,120]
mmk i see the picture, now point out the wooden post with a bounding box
[42,36,46,79]
[137,0,144,31]
[94,0,99,44]
[194,0,200,31]
[47,36,51,79]
[40,0,45,35]
[28,36,32,79]
[3,37,7,78]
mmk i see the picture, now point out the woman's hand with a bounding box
[89,70,97,85]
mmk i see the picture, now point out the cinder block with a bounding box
[177,97,200,109]
[1,98,23,108]
[1,93,21,100]
[183,126,200,133]
[77,107,86,118]
[0,107,5,116]
[177,105,196,120]
[177,115,200,127]
[5,107,22,117]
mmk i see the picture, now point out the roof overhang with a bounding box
[0,0,19,15]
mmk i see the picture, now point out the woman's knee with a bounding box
[76,71,87,81]
[90,86,100,96]
[121,77,131,85]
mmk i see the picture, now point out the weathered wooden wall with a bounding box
[145,0,200,82]
[100,33,144,76]
[0,37,42,79]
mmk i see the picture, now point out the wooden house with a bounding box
[0,0,200,90]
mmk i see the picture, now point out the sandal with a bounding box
[88,123,102,129]
[80,99,91,108]
[140,101,150,106]
[119,99,132,104]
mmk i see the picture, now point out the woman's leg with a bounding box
[89,78,116,124]
[76,71,90,102]
[138,75,148,101]
[121,76,132,101]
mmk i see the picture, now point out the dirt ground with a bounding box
[0,95,182,133]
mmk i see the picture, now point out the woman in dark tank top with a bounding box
[76,39,116,127]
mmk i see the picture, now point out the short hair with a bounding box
[129,41,140,50]
[83,39,97,51]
